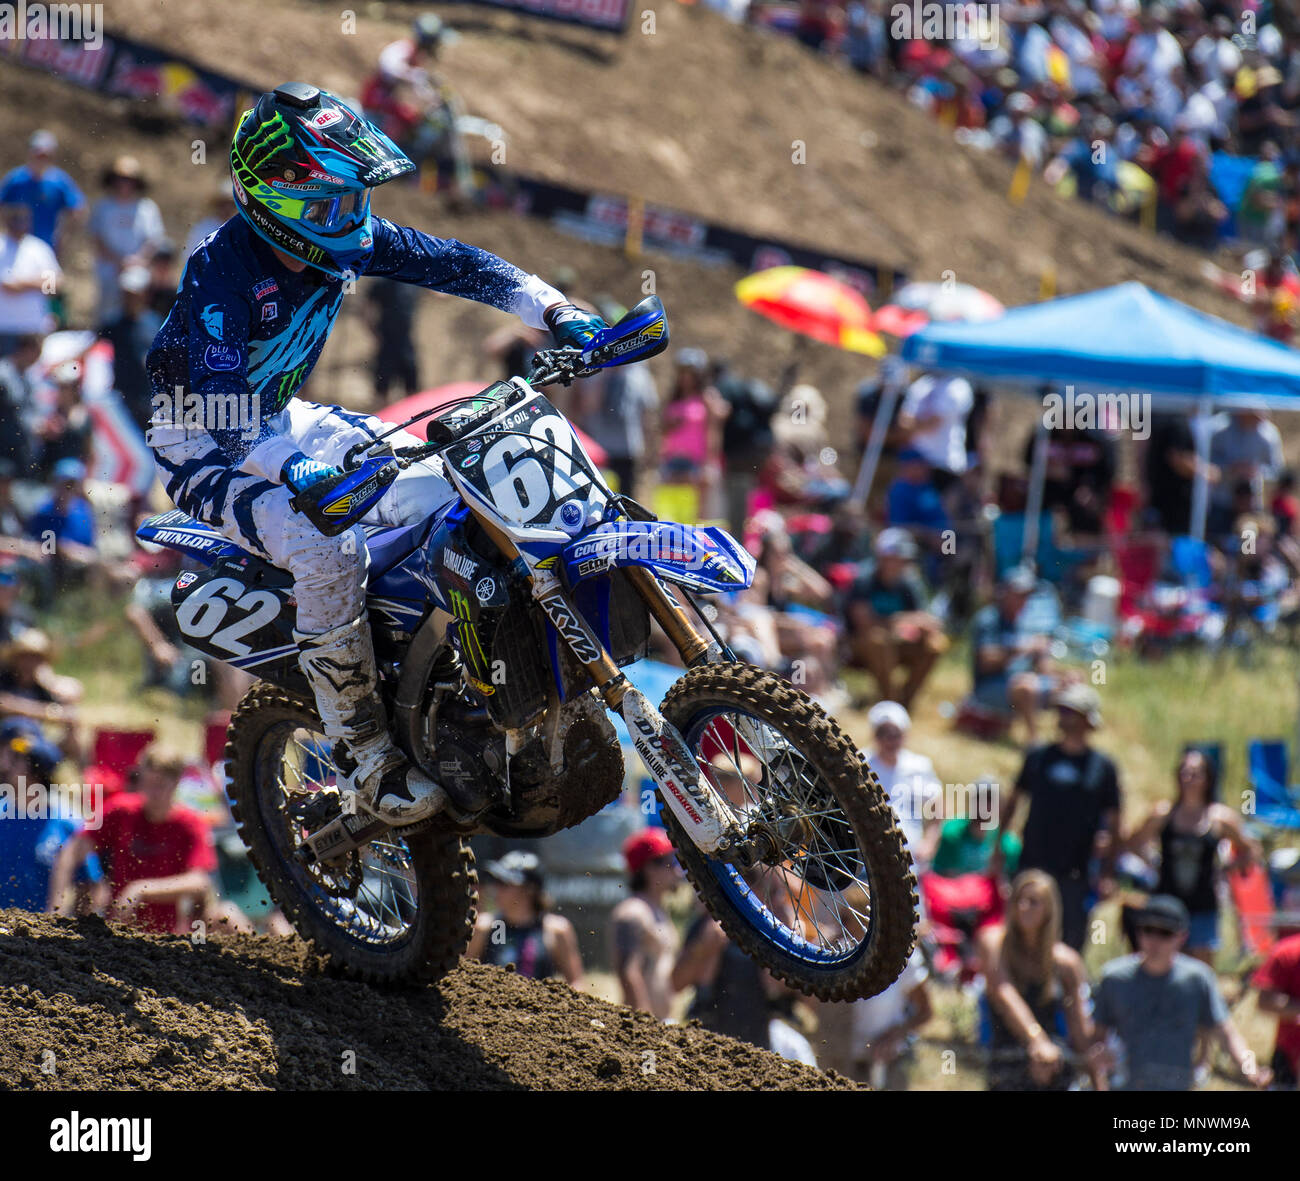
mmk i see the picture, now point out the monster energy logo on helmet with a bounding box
[238,111,294,172]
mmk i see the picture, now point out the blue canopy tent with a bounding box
[875,281,1300,544]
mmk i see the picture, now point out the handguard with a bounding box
[288,455,400,537]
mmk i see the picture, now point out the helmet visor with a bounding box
[302,188,371,231]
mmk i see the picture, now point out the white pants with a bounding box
[152,399,454,632]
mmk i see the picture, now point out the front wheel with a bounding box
[660,664,917,1001]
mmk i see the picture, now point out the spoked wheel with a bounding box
[660,664,917,1001]
[224,684,477,984]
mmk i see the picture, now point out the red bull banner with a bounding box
[0,25,249,127]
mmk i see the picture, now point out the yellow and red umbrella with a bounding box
[735,266,887,357]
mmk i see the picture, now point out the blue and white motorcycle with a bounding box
[138,297,916,997]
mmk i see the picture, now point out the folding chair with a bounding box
[1246,738,1300,830]
[1169,535,1213,590]
[91,728,155,775]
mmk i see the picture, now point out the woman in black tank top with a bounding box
[466,851,585,986]
[1125,750,1260,964]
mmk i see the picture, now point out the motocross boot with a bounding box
[295,616,486,823]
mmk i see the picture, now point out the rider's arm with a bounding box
[363,216,565,331]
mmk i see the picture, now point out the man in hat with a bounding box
[1003,683,1121,950]
[0,721,100,913]
[0,627,83,766]
[863,700,942,870]
[466,849,584,986]
[0,131,85,257]
[609,827,682,1020]
[89,155,166,326]
[1091,895,1269,1090]
[847,527,948,708]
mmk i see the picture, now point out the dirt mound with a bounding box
[0,910,854,1090]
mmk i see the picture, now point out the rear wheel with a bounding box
[659,663,917,1001]
[224,683,477,984]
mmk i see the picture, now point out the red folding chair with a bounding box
[91,728,155,775]
[1112,538,1163,620]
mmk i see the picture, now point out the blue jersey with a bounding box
[146,215,558,482]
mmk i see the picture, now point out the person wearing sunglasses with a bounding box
[1090,895,1270,1090]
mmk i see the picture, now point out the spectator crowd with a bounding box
[0,18,1297,1089]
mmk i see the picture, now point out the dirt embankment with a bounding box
[0,910,854,1090]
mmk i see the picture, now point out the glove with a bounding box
[543,301,608,349]
[281,452,340,497]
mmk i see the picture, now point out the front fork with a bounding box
[468,509,739,856]
[531,564,738,856]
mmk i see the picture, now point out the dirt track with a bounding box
[0,910,855,1090]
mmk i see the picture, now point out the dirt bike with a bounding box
[136,297,917,999]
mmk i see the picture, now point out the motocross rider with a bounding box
[145,82,605,825]
[361,13,460,165]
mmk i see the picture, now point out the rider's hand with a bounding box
[543,301,607,349]
[281,452,341,497]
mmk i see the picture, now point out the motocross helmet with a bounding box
[413,12,446,48]
[230,82,414,279]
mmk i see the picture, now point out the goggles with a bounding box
[302,188,371,231]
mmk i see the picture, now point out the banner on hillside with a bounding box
[504,174,905,299]
[0,27,250,127]
[410,0,633,33]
